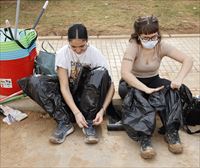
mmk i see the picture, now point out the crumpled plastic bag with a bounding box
[79,67,111,120]
[18,74,71,123]
[122,85,182,140]
[17,66,111,122]
[0,105,28,125]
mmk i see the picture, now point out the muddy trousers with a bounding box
[18,67,111,124]
[119,75,183,140]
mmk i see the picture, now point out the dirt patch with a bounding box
[0,1,199,36]
[1,111,199,167]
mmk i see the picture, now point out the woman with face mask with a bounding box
[119,16,193,159]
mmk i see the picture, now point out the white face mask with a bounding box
[141,40,158,49]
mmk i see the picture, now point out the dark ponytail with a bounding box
[68,24,88,41]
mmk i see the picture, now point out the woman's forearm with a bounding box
[122,72,149,93]
[57,68,81,115]
[176,56,193,81]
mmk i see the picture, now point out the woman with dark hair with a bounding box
[18,24,114,145]
[119,16,193,159]
[50,23,115,144]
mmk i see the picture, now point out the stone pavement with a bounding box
[1,35,200,168]
[38,35,200,96]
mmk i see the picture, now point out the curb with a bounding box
[2,92,122,113]
[38,34,200,40]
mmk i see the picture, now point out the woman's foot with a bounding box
[165,129,183,154]
[139,135,156,159]
[82,121,99,144]
[49,122,74,144]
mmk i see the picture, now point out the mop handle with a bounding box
[32,1,49,29]
[14,0,20,40]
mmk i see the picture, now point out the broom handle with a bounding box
[0,90,23,103]
[0,94,25,104]
[32,1,49,29]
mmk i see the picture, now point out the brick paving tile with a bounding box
[37,36,200,96]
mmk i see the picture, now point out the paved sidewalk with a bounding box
[6,35,199,111]
[38,35,200,96]
[1,35,200,168]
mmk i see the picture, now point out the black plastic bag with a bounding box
[150,86,183,129]
[69,66,91,96]
[79,67,111,120]
[122,86,183,140]
[122,88,156,139]
[18,66,111,122]
[107,102,124,131]
[179,84,200,134]
[183,97,200,126]
[18,75,73,124]
[35,41,57,75]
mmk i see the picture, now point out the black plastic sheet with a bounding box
[122,86,183,140]
[18,66,111,123]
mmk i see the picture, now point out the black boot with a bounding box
[165,129,183,154]
[139,134,156,159]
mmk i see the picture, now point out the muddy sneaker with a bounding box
[139,135,156,159]
[49,122,74,144]
[165,129,183,154]
[82,121,98,144]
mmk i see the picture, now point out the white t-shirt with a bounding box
[55,44,109,82]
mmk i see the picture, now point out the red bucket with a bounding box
[0,48,37,96]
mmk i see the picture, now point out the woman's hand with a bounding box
[145,85,164,94]
[93,108,104,126]
[74,112,88,128]
[171,78,182,90]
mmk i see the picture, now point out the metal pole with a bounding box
[32,1,49,29]
[14,0,20,40]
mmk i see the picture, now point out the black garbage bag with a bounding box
[18,75,73,124]
[122,88,156,140]
[157,84,200,135]
[149,86,183,133]
[69,66,91,96]
[179,84,200,134]
[122,85,183,140]
[106,101,124,131]
[18,66,111,122]
[79,67,111,120]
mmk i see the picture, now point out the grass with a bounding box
[0,0,199,36]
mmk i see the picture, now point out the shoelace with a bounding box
[85,121,96,136]
[56,122,71,132]
[140,135,152,149]
[167,130,180,143]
